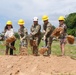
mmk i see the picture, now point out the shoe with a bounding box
[33,54,40,56]
[43,54,50,56]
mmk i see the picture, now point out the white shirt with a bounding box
[5,28,14,38]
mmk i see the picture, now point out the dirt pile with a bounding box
[19,47,28,56]
[0,55,76,75]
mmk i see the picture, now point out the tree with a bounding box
[52,25,56,30]
[65,13,76,36]
[14,32,20,39]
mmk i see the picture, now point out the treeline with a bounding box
[65,13,76,37]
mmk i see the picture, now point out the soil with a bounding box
[0,55,76,75]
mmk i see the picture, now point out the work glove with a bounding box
[20,37,23,42]
[42,30,46,34]
[43,35,46,41]
[60,31,63,34]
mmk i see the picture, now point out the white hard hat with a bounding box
[33,17,38,21]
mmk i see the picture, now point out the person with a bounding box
[42,15,53,56]
[4,21,16,55]
[18,19,28,48]
[58,16,67,56]
[30,17,41,56]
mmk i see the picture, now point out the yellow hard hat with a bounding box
[6,21,12,25]
[18,19,25,25]
[42,15,49,21]
[58,16,65,21]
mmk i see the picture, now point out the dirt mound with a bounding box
[39,47,48,54]
[0,55,76,75]
[19,47,28,56]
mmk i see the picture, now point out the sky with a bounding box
[0,0,76,33]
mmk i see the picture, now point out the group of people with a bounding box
[4,15,67,56]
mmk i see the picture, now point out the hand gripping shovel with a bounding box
[0,41,16,50]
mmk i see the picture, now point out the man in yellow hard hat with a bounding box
[42,15,53,56]
[18,19,28,47]
[30,17,41,56]
[58,16,67,56]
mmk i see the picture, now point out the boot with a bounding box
[33,46,39,56]
[5,49,8,55]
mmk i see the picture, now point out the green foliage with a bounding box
[67,28,76,36]
[14,32,19,39]
[65,13,76,36]
[52,25,56,29]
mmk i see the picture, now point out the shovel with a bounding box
[39,38,48,55]
[0,41,16,50]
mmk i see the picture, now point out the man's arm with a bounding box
[32,25,41,35]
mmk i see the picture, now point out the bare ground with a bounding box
[0,55,76,75]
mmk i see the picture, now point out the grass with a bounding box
[0,39,76,59]
[52,40,76,59]
[51,41,61,55]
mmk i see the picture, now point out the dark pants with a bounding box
[10,41,15,55]
[45,37,53,55]
[6,41,15,55]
